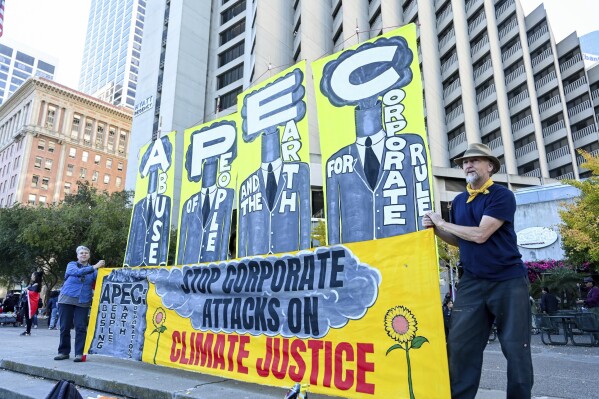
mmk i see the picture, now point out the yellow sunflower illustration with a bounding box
[385,305,429,399]
[151,307,168,364]
[153,307,166,329]
[385,306,418,343]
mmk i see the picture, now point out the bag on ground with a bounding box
[45,379,84,399]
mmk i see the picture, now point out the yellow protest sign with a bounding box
[176,115,239,264]
[124,131,176,266]
[86,230,450,398]
[235,61,312,258]
[312,24,433,245]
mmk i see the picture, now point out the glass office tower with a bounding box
[79,0,146,108]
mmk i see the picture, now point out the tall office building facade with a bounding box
[0,39,57,106]
[128,0,599,216]
[79,0,146,109]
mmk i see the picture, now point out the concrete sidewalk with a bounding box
[0,326,562,399]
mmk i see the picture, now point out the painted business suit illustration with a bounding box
[177,157,234,264]
[125,136,173,266]
[320,36,431,244]
[237,68,311,257]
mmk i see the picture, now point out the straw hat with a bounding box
[454,143,501,174]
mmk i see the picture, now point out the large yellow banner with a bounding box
[86,230,450,398]
[124,132,176,266]
[312,24,433,246]
[176,115,239,265]
[235,61,312,258]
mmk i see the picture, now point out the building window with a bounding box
[84,121,93,145]
[34,156,42,168]
[38,139,46,151]
[221,0,246,24]
[118,132,127,154]
[71,116,81,140]
[92,171,99,182]
[46,106,56,129]
[66,164,74,176]
[41,177,49,190]
[44,159,53,170]
[116,176,122,187]
[80,168,87,178]
[28,194,36,205]
[219,86,242,109]
[39,195,47,205]
[106,158,113,169]
[94,154,101,164]
[108,128,116,151]
[117,162,123,171]
[217,64,244,89]
[31,175,39,188]
[103,174,110,184]
[82,151,89,162]
[218,40,245,67]
[48,141,55,153]
[219,20,245,45]
[64,182,72,194]
[96,124,105,147]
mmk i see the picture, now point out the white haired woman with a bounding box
[54,246,104,362]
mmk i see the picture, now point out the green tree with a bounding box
[0,182,133,292]
[87,189,134,266]
[559,150,599,272]
[311,219,327,246]
[0,205,38,287]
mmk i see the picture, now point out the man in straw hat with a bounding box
[423,143,532,399]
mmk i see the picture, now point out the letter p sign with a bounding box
[190,124,236,179]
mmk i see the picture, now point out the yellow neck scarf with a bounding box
[466,179,494,203]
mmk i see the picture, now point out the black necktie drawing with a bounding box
[364,136,380,190]
[146,197,154,221]
[202,193,210,226]
[266,163,277,210]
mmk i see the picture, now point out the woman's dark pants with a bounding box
[57,303,89,356]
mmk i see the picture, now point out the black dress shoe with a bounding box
[54,354,69,360]
[73,355,84,362]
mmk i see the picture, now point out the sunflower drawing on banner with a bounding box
[385,306,429,399]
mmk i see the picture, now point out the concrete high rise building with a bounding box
[0,39,57,106]
[79,0,146,109]
[128,0,599,217]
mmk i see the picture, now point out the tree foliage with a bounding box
[558,150,599,272]
[0,182,133,292]
[311,219,327,246]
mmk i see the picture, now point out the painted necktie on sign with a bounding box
[146,197,153,220]
[364,137,380,190]
[266,163,277,210]
[202,193,210,226]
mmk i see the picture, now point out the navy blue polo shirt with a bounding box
[450,183,525,281]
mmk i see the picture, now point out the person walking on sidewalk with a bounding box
[54,246,104,362]
[46,290,59,329]
[20,271,43,336]
[423,143,533,399]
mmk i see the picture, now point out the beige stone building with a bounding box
[0,77,132,207]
